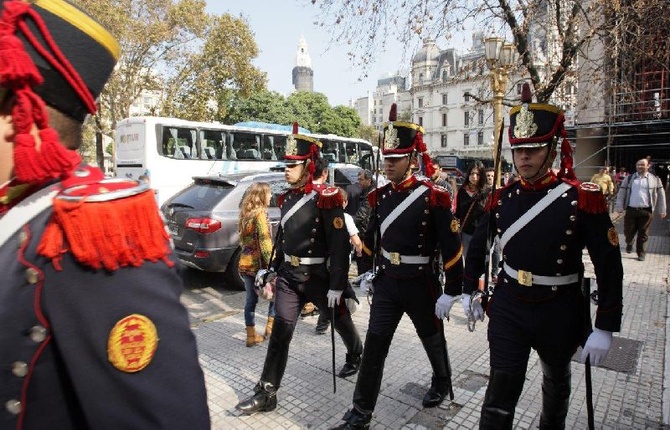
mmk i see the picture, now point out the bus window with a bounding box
[262,135,278,160]
[160,126,196,159]
[345,142,359,164]
[273,135,286,161]
[200,129,225,160]
[321,139,340,163]
[230,131,261,160]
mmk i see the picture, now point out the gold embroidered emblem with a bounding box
[333,217,344,229]
[514,105,538,138]
[384,124,399,150]
[607,227,619,246]
[286,135,298,156]
[450,219,459,233]
[108,314,158,373]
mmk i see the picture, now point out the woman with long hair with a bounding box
[238,182,276,347]
[455,160,488,257]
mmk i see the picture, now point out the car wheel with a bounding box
[223,247,245,291]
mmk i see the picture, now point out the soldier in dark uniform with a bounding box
[0,2,210,429]
[461,84,623,429]
[332,104,464,429]
[235,123,363,414]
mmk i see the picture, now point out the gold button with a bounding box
[569,215,576,221]
[12,361,28,378]
[5,399,21,415]
[26,268,39,285]
[571,201,577,206]
[557,259,564,264]
[18,231,28,248]
[30,325,47,343]
[566,230,573,235]
[307,250,312,254]
[310,238,315,243]
[560,245,567,251]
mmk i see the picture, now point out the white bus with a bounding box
[114,116,377,204]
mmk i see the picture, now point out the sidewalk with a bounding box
[185,229,670,429]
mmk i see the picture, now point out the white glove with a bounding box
[327,289,343,308]
[435,294,459,320]
[461,293,484,321]
[359,271,375,294]
[580,328,613,366]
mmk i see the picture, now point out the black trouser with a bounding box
[623,207,653,255]
[480,280,583,429]
[352,272,446,412]
[259,264,363,388]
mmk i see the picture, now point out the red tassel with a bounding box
[317,187,344,209]
[38,189,174,271]
[428,185,451,208]
[389,103,397,121]
[0,34,42,87]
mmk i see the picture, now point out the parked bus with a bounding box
[114,116,377,204]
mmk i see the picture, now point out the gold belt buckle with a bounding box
[389,252,401,265]
[290,255,300,267]
[517,269,533,286]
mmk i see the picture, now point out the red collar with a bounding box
[390,175,418,191]
[518,171,559,191]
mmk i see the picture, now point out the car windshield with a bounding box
[170,180,235,211]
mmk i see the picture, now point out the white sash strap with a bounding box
[280,191,317,229]
[499,182,571,252]
[0,187,58,249]
[380,185,428,238]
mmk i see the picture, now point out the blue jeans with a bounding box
[243,274,275,326]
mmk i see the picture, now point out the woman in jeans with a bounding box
[238,182,276,346]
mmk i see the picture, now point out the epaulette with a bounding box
[570,179,608,214]
[317,186,344,209]
[424,181,452,208]
[277,190,289,208]
[368,182,391,207]
[484,181,514,212]
[37,167,173,272]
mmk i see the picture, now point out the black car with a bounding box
[161,167,360,289]
[161,172,288,289]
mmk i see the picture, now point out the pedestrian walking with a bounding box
[235,123,363,415]
[455,160,488,257]
[461,83,623,429]
[238,182,276,346]
[0,2,210,428]
[591,167,614,197]
[332,104,464,429]
[614,158,667,261]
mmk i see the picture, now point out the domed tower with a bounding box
[292,35,314,92]
[411,38,441,88]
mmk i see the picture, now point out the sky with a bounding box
[205,1,472,107]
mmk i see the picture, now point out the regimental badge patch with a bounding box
[333,216,344,229]
[450,219,460,233]
[607,227,619,246]
[108,314,158,373]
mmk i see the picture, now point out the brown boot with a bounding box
[246,326,265,347]
[265,317,274,338]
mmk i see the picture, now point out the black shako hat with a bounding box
[382,103,425,158]
[508,82,564,149]
[0,0,120,121]
[283,121,322,166]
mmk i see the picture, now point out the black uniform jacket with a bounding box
[0,177,210,429]
[273,184,351,291]
[463,174,624,332]
[362,175,463,295]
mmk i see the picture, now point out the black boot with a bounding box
[330,408,372,429]
[338,352,361,378]
[235,381,277,414]
[352,332,393,412]
[420,332,454,407]
[538,361,571,430]
[480,369,526,429]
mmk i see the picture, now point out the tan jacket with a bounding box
[590,172,614,195]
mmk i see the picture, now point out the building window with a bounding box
[442,94,448,105]
[478,109,484,125]
[418,116,423,126]
[517,83,522,94]
[441,134,448,147]
[442,113,447,127]
[418,97,423,108]
[464,133,470,146]
[464,111,470,127]
[477,131,484,145]
[464,92,470,102]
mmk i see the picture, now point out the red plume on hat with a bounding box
[389,103,397,121]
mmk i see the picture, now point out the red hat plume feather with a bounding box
[292,121,298,134]
[521,83,532,103]
[389,103,397,121]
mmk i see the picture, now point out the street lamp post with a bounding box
[485,37,517,186]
